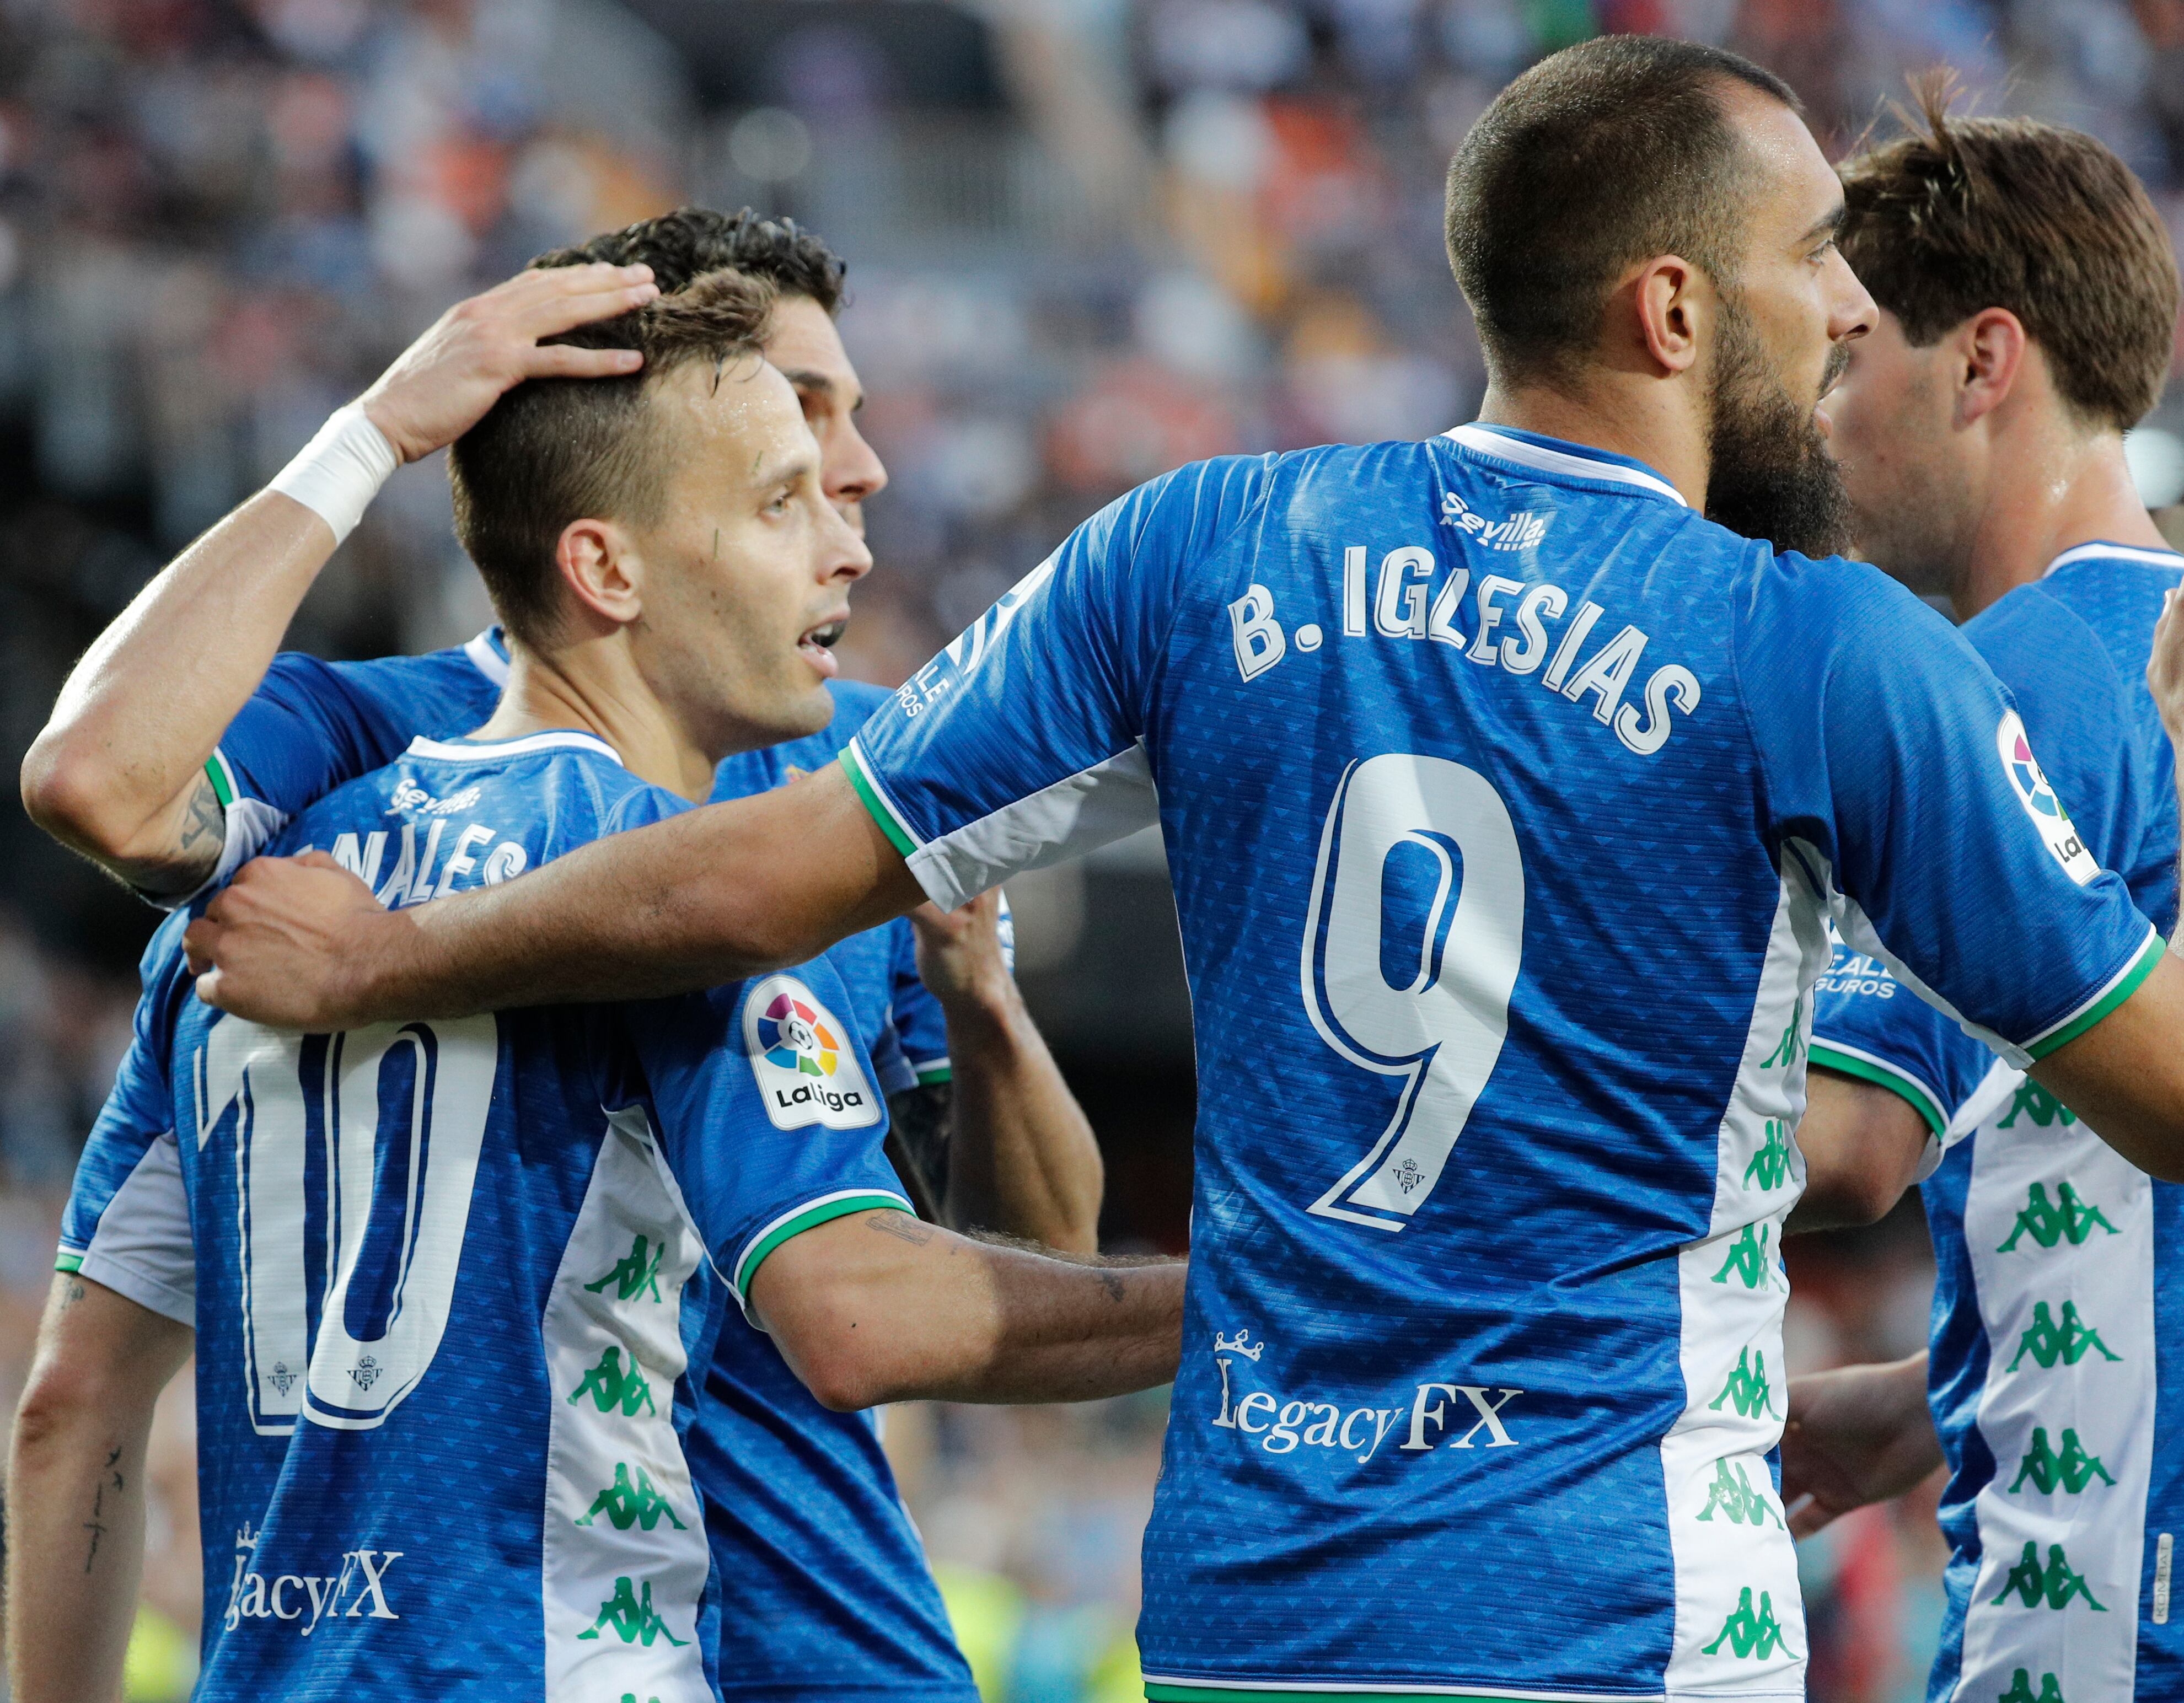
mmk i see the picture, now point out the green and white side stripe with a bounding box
[205,748,239,808]
[732,1189,915,1306]
[840,743,919,858]
[912,1057,953,1087]
[2022,927,2163,1061]
[1807,1040,1948,1140]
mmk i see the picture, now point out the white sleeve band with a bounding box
[267,401,400,544]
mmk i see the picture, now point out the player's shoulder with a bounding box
[1734,544,1956,648]
[277,729,671,866]
[268,629,505,712]
[1976,543,2184,685]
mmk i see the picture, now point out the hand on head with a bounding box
[2147,586,2184,745]
[183,851,388,1030]
[360,262,661,465]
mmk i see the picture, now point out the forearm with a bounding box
[941,983,1103,1253]
[754,1212,1183,1410]
[195,765,925,1028]
[22,492,334,890]
[7,1279,189,1703]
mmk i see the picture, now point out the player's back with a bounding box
[144,732,908,1702]
[848,424,2156,1699]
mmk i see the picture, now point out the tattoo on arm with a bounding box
[867,1211,938,1247]
[59,1277,87,1311]
[177,770,226,859]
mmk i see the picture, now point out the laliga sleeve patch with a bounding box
[744,976,881,1130]
[1995,710,2099,887]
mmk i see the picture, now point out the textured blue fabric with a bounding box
[65,734,919,1701]
[847,429,2159,1697]
[74,649,973,1701]
[1811,544,2184,1700]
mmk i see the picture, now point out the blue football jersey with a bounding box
[60,732,918,1702]
[79,644,976,1699]
[1810,541,2184,1703]
[198,632,953,1086]
[840,426,2163,1702]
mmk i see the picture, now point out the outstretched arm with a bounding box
[909,894,1104,1253]
[749,1209,1182,1411]
[186,762,926,1027]
[1778,1352,1938,1538]
[6,1274,194,1703]
[1785,1068,1930,1234]
[20,261,658,896]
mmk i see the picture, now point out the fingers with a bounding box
[1784,1491,1836,1539]
[292,848,345,871]
[513,265,660,336]
[528,343,646,380]
[183,916,217,975]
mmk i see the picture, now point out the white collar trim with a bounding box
[1444,424,1688,507]
[464,629,511,686]
[405,731,623,765]
[2044,541,2184,577]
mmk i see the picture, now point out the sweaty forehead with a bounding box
[653,356,811,486]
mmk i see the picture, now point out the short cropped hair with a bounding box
[535,206,846,313]
[1445,35,1798,385]
[1838,78,2180,433]
[449,268,777,646]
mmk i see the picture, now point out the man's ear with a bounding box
[1629,254,1707,377]
[555,518,643,628]
[1952,307,2027,428]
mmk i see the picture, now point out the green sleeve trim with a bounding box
[204,750,236,808]
[912,1060,953,1086]
[1808,1043,1948,1140]
[54,1251,84,1274]
[1146,1688,1542,1703]
[734,1190,913,1300]
[839,743,917,859]
[2026,930,2165,1061]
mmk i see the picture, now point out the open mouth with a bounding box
[798,617,847,675]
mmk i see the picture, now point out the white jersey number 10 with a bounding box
[193,1013,496,1434]
[1301,754,1525,1229]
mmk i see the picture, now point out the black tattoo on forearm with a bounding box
[83,1446,125,1572]
[178,770,226,856]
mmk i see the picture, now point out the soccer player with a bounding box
[1759,96,2184,1702]
[19,206,1098,1249]
[10,214,1101,1703]
[12,270,1182,1703]
[183,37,2184,1700]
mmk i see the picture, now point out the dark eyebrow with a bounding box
[1799,201,1847,246]
[777,367,866,413]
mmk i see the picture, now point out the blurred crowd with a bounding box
[4,0,2184,1699]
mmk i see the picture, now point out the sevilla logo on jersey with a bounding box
[743,976,878,1130]
[1995,711,2100,886]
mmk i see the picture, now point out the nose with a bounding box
[820,495,873,584]
[1826,249,1876,346]
[822,413,888,513]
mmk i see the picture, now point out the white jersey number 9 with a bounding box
[1301,754,1525,1229]
[194,1013,496,1434]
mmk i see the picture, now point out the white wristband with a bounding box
[269,402,400,544]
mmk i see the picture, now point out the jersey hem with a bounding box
[732,1189,915,1303]
[841,743,919,857]
[1807,1041,1948,1138]
[2024,927,2163,1060]
[1144,1681,1684,1702]
[67,1249,197,1327]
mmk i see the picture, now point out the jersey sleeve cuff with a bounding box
[732,1188,914,1315]
[1808,1040,1949,1140]
[62,1249,197,1328]
[2022,926,2164,1062]
[840,743,919,857]
[911,1057,952,1087]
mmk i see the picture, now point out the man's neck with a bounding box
[471,634,718,802]
[1955,428,2172,620]
[1476,374,1711,510]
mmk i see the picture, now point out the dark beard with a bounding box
[1703,299,1852,560]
